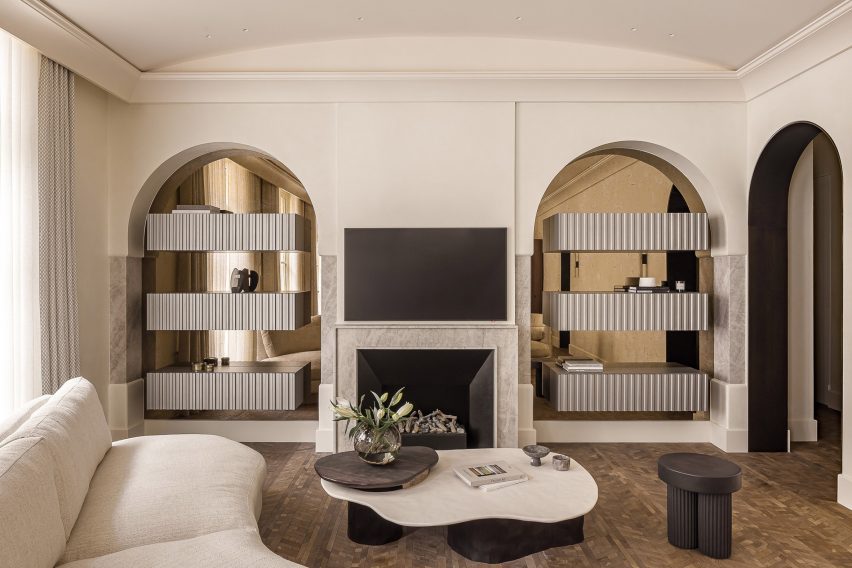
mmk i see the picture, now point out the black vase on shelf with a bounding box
[230,268,260,293]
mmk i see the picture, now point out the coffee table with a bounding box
[319,447,598,563]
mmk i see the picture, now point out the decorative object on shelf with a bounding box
[676,280,686,292]
[203,357,218,367]
[574,254,580,277]
[640,253,649,278]
[230,268,259,293]
[639,276,657,287]
[331,388,414,465]
[522,444,551,467]
[191,362,204,372]
[173,204,221,214]
[205,363,215,372]
[552,454,571,471]
[221,356,230,366]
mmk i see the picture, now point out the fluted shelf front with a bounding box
[146,292,310,331]
[145,213,310,252]
[543,212,710,252]
[544,362,709,412]
[146,362,307,410]
[543,291,709,331]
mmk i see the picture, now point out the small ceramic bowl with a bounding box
[552,454,571,471]
[523,444,551,467]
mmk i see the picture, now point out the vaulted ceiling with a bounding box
[42,0,844,72]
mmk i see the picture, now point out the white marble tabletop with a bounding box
[320,448,598,526]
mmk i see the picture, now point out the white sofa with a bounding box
[0,378,301,568]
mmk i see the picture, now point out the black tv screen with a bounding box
[344,228,507,321]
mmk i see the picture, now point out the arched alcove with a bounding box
[528,142,715,427]
[748,122,844,452]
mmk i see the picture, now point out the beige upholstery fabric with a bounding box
[265,350,321,393]
[0,394,50,442]
[0,437,66,568]
[58,529,299,568]
[7,378,111,538]
[261,315,320,357]
[61,434,267,563]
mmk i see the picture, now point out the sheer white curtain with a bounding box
[0,30,41,417]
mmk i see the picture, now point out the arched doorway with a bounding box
[529,146,715,430]
[748,122,843,452]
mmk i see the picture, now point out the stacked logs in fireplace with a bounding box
[400,409,468,450]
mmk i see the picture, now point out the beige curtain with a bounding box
[175,169,209,362]
[38,56,80,394]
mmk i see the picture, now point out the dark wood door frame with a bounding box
[748,122,824,452]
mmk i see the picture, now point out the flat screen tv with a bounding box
[344,228,507,321]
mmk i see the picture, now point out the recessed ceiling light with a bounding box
[515,16,523,21]
[205,34,212,39]
[242,28,249,33]
[356,16,364,21]
[630,27,638,32]
[668,33,676,38]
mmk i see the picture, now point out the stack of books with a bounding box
[560,358,603,373]
[613,285,671,294]
[454,461,528,492]
[173,204,221,214]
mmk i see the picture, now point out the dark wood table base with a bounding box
[447,517,585,564]
[347,503,403,545]
[347,503,585,564]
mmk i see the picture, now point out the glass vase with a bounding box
[353,423,402,465]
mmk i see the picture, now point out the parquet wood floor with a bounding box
[248,406,852,567]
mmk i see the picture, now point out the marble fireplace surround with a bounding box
[332,324,519,450]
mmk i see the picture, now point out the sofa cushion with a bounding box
[261,315,320,357]
[531,340,552,358]
[7,378,111,538]
[58,529,301,568]
[0,394,50,443]
[61,434,267,563]
[265,350,321,393]
[0,437,67,568]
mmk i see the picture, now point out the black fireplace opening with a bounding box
[356,349,495,449]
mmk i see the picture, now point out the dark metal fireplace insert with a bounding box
[356,349,495,449]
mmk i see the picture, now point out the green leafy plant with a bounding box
[331,388,414,439]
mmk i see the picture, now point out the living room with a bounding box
[1,1,851,566]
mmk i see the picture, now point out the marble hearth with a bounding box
[330,324,519,450]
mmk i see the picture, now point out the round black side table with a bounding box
[658,453,742,559]
[315,446,438,545]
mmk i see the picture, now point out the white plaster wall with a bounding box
[74,78,111,414]
[336,102,517,322]
[516,102,747,256]
[747,46,852,503]
[788,143,816,442]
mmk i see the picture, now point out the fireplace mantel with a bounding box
[332,324,519,450]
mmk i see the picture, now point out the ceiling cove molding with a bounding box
[737,0,852,77]
[737,0,852,100]
[3,0,139,99]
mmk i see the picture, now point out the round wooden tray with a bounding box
[315,446,439,490]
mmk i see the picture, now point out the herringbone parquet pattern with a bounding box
[249,406,852,567]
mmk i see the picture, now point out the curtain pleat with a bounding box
[0,31,41,416]
[38,56,80,394]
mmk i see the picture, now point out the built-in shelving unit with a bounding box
[543,212,710,252]
[543,362,709,412]
[146,213,310,252]
[144,211,312,411]
[146,292,310,331]
[540,211,711,414]
[543,291,709,332]
[146,362,308,411]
